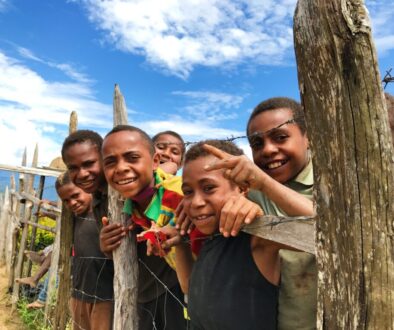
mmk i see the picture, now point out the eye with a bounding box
[203,184,216,194]
[182,188,193,196]
[155,143,166,150]
[125,153,140,162]
[171,148,181,155]
[272,134,288,142]
[103,158,115,167]
[83,160,95,168]
[249,137,264,150]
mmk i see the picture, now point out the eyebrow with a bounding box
[249,118,296,139]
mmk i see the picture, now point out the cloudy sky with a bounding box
[0,0,393,166]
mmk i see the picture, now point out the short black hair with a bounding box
[247,97,306,137]
[185,139,243,164]
[61,130,103,161]
[55,171,73,192]
[105,125,155,156]
[152,130,186,159]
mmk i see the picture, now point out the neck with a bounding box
[131,178,156,211]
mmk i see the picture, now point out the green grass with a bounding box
[17,298,51,330]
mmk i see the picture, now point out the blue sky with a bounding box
[0,0,393,166]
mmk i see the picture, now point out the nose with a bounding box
[78,168,90,179]
[68,199,77,209]
[190,191,205,208]
[160,148,172,160]
[261,140,279,157]
[114,158,130,174]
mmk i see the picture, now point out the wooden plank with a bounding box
[11,191,61,214]
[242,215,315,255]
[0,164,63,177]
[110,84,139,330]
[20,220,56,234]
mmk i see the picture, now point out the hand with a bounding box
[219,195,264,237]
[203,144,264,190]
[145,224,182,257]
[99,216,126,254]
[175,200,195,235]
[158,161,178,175]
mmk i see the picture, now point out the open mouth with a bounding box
[77,179,95,188]
[115,177,137,185]
[264,159,288,170]
[192,214,215,222]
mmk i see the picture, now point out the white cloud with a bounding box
[77,0,393,78]
[366,1,394,54]
[172,90,243,121]
[79,0,296,78]
[0,49,249,166]
[0,50,114,166]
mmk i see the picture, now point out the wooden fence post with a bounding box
[52,111,77,329]
[26,144,44,277]
[11,148,29,309]
[109,84,139,329]
[7,174,19,289]
[0,186,10,263]
[294,1,394,328]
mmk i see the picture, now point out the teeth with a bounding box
[267,161,283,169]
[117,178,136,185]
[194,215,210,221]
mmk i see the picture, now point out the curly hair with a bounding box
[105,125,155,156]
[184,139,243,164]
[55,171,73,192]
[61,130,103,161]
[247,97,306,136]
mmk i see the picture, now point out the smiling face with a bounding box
[182,155,242,235]
[248,108,309,184]
[63,141,106,194]
[57,183,92,216]
[154,133,184,169]
[102,130,159,200]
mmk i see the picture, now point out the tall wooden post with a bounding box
[26,144,44,277]
[0,186,10,263]
[51,111,77,329]
[294,1,394,328]
[7,175,18,289]
[11,148,29,309]
[109,84,139,329]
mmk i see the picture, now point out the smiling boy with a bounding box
[174,140,287,330]
[99,125,186,330]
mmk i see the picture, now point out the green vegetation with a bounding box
[27,216,55,251]
[17,298,51,330]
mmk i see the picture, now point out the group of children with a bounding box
[47,96,319,329]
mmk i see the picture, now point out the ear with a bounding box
[152,152,160,170]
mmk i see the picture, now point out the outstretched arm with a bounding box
[203,144,314,216]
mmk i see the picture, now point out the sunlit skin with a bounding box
[63,142,106,194]
[182,155,244,235]
[154,133,184,169]
[248,108,309,184]
[101,130,159,208]
[57,183,92,216]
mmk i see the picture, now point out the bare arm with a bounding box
[175,243,194,294]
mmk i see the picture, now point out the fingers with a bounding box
[202,144,228,160]
[99,223,125,253]
[220,196,263,237]
[176,201,194,234]
[161,234,182,250]
[102,216,109,226]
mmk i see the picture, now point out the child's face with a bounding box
[102,130,159,199]
[63,142,105,194]
[154,134,183,169]
[248,108,309,184]
[57,183,92,216]
[182,155,242,235]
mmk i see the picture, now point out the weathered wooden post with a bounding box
[0,186,10,263]
[51,111,77,329]
[294,1,394,328]
[25,144,44,277]
[109,84,139,329]
[11,148,29,309]
[7,174,19,289]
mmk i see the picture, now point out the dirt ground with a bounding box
[0,264,25,329]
